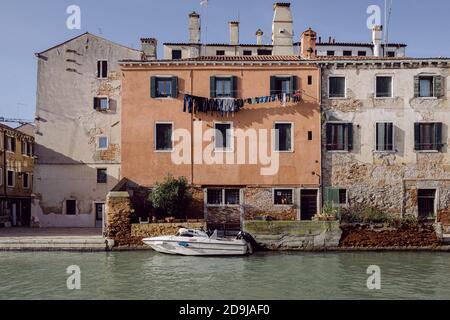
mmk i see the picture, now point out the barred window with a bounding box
[274,189,293,205]
[207,189,223,205]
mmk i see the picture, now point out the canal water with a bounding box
[1,251,449,300]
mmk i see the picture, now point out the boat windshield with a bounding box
[176,229,208,238]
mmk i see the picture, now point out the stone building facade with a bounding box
[32,33,141,227]
[0,124,35,227]
[319,57,450,229]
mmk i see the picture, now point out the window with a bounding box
[6,136,16,152]
[207,189,240,206]
[0,168,2,187]
[214,122,232,151]
[155,123,173,151]
[274,189,293,205]
[94,97,109,111]
[97,60,108,79]
[339,189,348,205]
[171,50,182,60]
[27,142,33,157]
[97,168,107,184]
[418,189,436,220]
[415,75,442,98]
[270,76,297,95]
[386,51,395,57]
[328,76,346,98]
[21,141,28,155]
[7,170,14,187]
[216,50,225,56]
[343,50,352,56]
[414,123,443,152]
[257,49,272,55]
[210,76,237,98]
[66,200,77,215]
[98,136,108,150]
[327,51,335,56]
[308,131,313,141]
[326,123,353,151]
[22,173,29,189]
[243,50,252,56]
[308,75,313,85]
[358,51,367,56]
[376,76,393,98]
[376,122,394,152]
[274,123,293,152]
[151,76,178,98]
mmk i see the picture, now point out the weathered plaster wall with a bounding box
[33,34,141,227]
[322,62,450,219]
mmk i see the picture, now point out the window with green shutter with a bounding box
[151,76,178,98]
[270,76,297,95]
[210,76,237,98]
[415,75,443,98]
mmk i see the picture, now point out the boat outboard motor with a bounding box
[236,232,260,254]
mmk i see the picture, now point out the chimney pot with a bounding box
[189,11,201,44]
[141,38,157,61]
[300,27,317,59]
[256,29,264,45]
[229,21,240,45]
[372,25,383,57]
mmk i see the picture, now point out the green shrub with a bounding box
[149,175,192,218]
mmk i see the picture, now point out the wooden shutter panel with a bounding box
[434,75,442,98]
[93,97,99,110]
[326,123,332,150]
[171,76,178,98]
[270,76,276,94]
[150,76,157,98]
[414,123,421,151]
[347,123,354,151]
[290,76,298,94]
[97,61,101,78]
[210,76,216,98]
[231,76,238,98]
[413,75,420,97]
[435,122,443,151]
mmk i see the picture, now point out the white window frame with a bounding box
[273,188,295,206]
[214,121,234,152]
[328,75,347,99]
[417,74,437,99]
[273,121,294,153]
[375,74,394,99]
[206,188,241,207]
[97,60,108,79]
[97,136,109,151]
[94,96,110,111]
[5,136,14,153]
[22,172,30,189]
[154,122,174,153]
[7,170,14,188]
[21,140,28,156]
[374,121,396,153]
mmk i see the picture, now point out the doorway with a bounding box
[95,203,105,228]
[418,189,436,220]
[300,190,318,221]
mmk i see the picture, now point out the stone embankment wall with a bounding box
[243,221,342,251]
[131,222,206,239]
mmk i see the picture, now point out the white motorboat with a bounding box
[143,228,253,256]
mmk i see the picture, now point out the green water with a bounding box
[0,251,449,300]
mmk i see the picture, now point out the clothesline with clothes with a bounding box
[182,90,304,117]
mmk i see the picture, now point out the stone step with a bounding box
[0,237,108,251]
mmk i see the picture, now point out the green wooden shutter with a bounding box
[435,122,443,151]
[231,76,238,98]
[270,76,276,94]
[413,75,420,97]
[290,76,297,94]
[414,123,421,151]
[150,76,157,98]
[171,76,178,98]
[210,76,217,98]
[434,75,442,98]
[347,123,354,151]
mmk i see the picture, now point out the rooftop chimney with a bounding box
[372,25,383,57]
[300,28,317,59]
[141,38,157,61]
[229,21,239,45]
[272,2,294,55]
[256,29,264,45]
[189,12,201,44]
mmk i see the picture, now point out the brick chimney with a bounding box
[372,25,383,57]
[141,38,157,61]
[300,28,317,59]
[189,12,201,44]
[272,2,294,55]
[256,29,264,45]
[229,21,239,45]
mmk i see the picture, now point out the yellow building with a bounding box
[0,124,35,227]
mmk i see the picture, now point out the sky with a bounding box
[0,0,449,123]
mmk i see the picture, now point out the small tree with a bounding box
[149,175,192,219]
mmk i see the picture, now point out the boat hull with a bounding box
[143,236,248,256]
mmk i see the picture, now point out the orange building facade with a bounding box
[120,56,321,229]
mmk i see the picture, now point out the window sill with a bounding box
[274,204,295,207]
[373,150,396,154]
[328,97,348,100]
[155,149,174,153]
[374,96,394,100]
[416,97,438,100]
[206,204,240,208]
[415,150,440,153]
[214,149,234,153]
[327,150,350,153]
[152,97,176,100]
[274,150,294,154]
